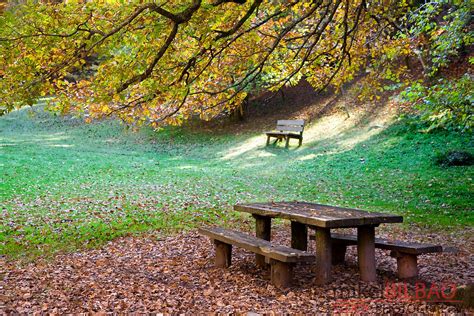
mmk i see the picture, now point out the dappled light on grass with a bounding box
[177,165,197,170]
[302,107,392,155]
[48,144,74,148]
[1,103,473,260]
[298,153,319,161]
[221,103,392,162]
[0,142,16,147]
[39,133,70,142]
[220,134,276,160]
[0,132,72,147]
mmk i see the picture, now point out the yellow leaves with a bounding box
[0,0,416,126]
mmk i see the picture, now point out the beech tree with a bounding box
[0,0,410,126]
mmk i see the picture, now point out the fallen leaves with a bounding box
[1,225,473,314]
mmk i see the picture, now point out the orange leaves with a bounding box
[0,0,415,126]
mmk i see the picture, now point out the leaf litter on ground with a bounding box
[1,224,472,314]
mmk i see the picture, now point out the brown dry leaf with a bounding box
[1,226,472,314]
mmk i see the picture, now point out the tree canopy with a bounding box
[0,1,470,127]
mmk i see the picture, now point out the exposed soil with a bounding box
[185,76,399,137]
[2,224,472,314]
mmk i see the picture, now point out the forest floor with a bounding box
[1,84,473,313]
[2,227,472,313]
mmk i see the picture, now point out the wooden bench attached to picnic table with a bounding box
[199,226,315,288]
[266,120,305,147]
[200,202,446,288]
[324,233,443,279]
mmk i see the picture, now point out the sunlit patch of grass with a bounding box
[220,134,277,160]
[0,106,472,260]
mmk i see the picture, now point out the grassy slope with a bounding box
[1,103,473,259]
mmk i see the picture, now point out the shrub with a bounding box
[400,74,473,132]
[435,150,474,167]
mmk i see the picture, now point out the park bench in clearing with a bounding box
[199,226,315,288]
[266,119,305,147]
[324,233,443,279]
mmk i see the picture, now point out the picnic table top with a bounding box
[234,201,403,228]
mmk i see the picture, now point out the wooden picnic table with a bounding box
[234,201,403,284]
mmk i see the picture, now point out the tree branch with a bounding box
[116,22,179,93]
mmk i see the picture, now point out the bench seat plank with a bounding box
[310,233,443,278]
[199,227,315,263]
[266,131,302,138]
[330,233,443,255]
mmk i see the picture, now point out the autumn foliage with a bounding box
[0,1,470,127]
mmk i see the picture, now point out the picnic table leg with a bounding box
[254,215,271,267]
[291,221,307,251]
[285,136,290,148]
[266,135,271,146]
[357,226,377,282]
[214,240,232,268]
[314,227,332,284]
[270,259,293,288]
[391,251,418,279]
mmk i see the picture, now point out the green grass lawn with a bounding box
[1,105,473,259]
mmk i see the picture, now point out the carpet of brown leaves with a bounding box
[1,224,473,314]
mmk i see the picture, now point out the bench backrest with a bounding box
[276,119,305,134]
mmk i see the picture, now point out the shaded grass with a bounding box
[1,105,473,259]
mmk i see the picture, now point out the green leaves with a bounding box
[400,74,474,132]
[404,0,473,77]
[0,0,409,126]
